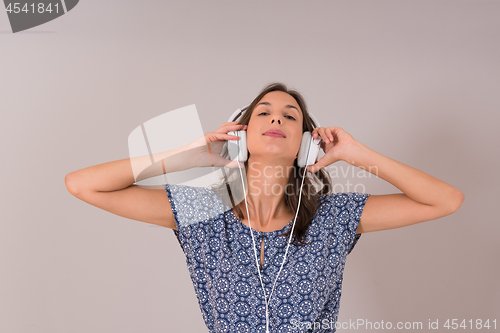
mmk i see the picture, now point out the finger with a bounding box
[317,127,330,144]
[225,160,245,169]
[331,127,343,138]
[325,127,334,143]
[216,133,241,140]
[226,122,246,127]
[312,127,320,140]
[214,157,244,169]
[307,160,325,173]
[307,164,318,173]
[216,124,248,133]
[206,133,240,143]
[217,122,243,131]
[310,154,328,172]
[231,124,247,131]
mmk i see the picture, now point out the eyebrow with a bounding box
[255,101,301,115]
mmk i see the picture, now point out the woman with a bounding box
[65,82,464,332]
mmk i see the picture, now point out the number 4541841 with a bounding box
[6,2,60,14]
[444,319,496,330]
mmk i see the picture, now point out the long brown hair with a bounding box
[210,82,333,246]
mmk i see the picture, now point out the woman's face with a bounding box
[247,91,304,163]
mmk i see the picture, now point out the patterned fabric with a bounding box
[164,183,370,333]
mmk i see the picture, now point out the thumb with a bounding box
[307,160,325,173]
[214,156,244,169]
[225,159,245,169]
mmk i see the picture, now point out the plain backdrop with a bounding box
[1,1,499,332]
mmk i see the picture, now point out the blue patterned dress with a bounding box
[164,183,369,333]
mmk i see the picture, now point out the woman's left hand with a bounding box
[307,127,357,173]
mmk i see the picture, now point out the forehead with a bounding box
[256,91,302,115]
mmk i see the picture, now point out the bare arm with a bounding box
[65,121,246,229]
[345,141,465,233]
[66,144,194,193]
[65,144,194,229]
[309,127,465,234]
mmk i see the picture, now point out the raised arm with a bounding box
[308,127,465,234]
[64,121,247,229]
[64,144,194,229]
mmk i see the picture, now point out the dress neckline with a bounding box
[228,208,294,235]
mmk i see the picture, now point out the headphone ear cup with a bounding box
[238,130,247,162]
[228,130,247,163]
[297,131,321,167]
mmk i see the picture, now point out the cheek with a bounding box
[246,121,262,140]
[246,127,256,144]
[295,131,305,150]
[245,127,257,152]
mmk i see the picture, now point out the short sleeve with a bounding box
[332,192,370,255]
[163,183,229,252]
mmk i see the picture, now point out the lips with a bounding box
[264,129,286,138]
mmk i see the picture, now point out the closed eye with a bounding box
[258,112,296,121]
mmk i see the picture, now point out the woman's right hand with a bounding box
[186,121,248,169]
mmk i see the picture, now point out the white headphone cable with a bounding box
[236,160,308,333]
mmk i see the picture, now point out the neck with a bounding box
[237,156,296,229]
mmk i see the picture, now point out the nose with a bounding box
[271,118,281,124]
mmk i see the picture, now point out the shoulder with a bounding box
[163,184,230,228]
[319,192,370,210]
[164,183,213,198]
[324,191,370,205]
[164,183,227,205]
[316,191,370,226]
[315,192,370,254]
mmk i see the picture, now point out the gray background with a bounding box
[1,1,499,332]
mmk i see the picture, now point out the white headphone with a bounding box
[227,104,322,167]
[226,104,322,333]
